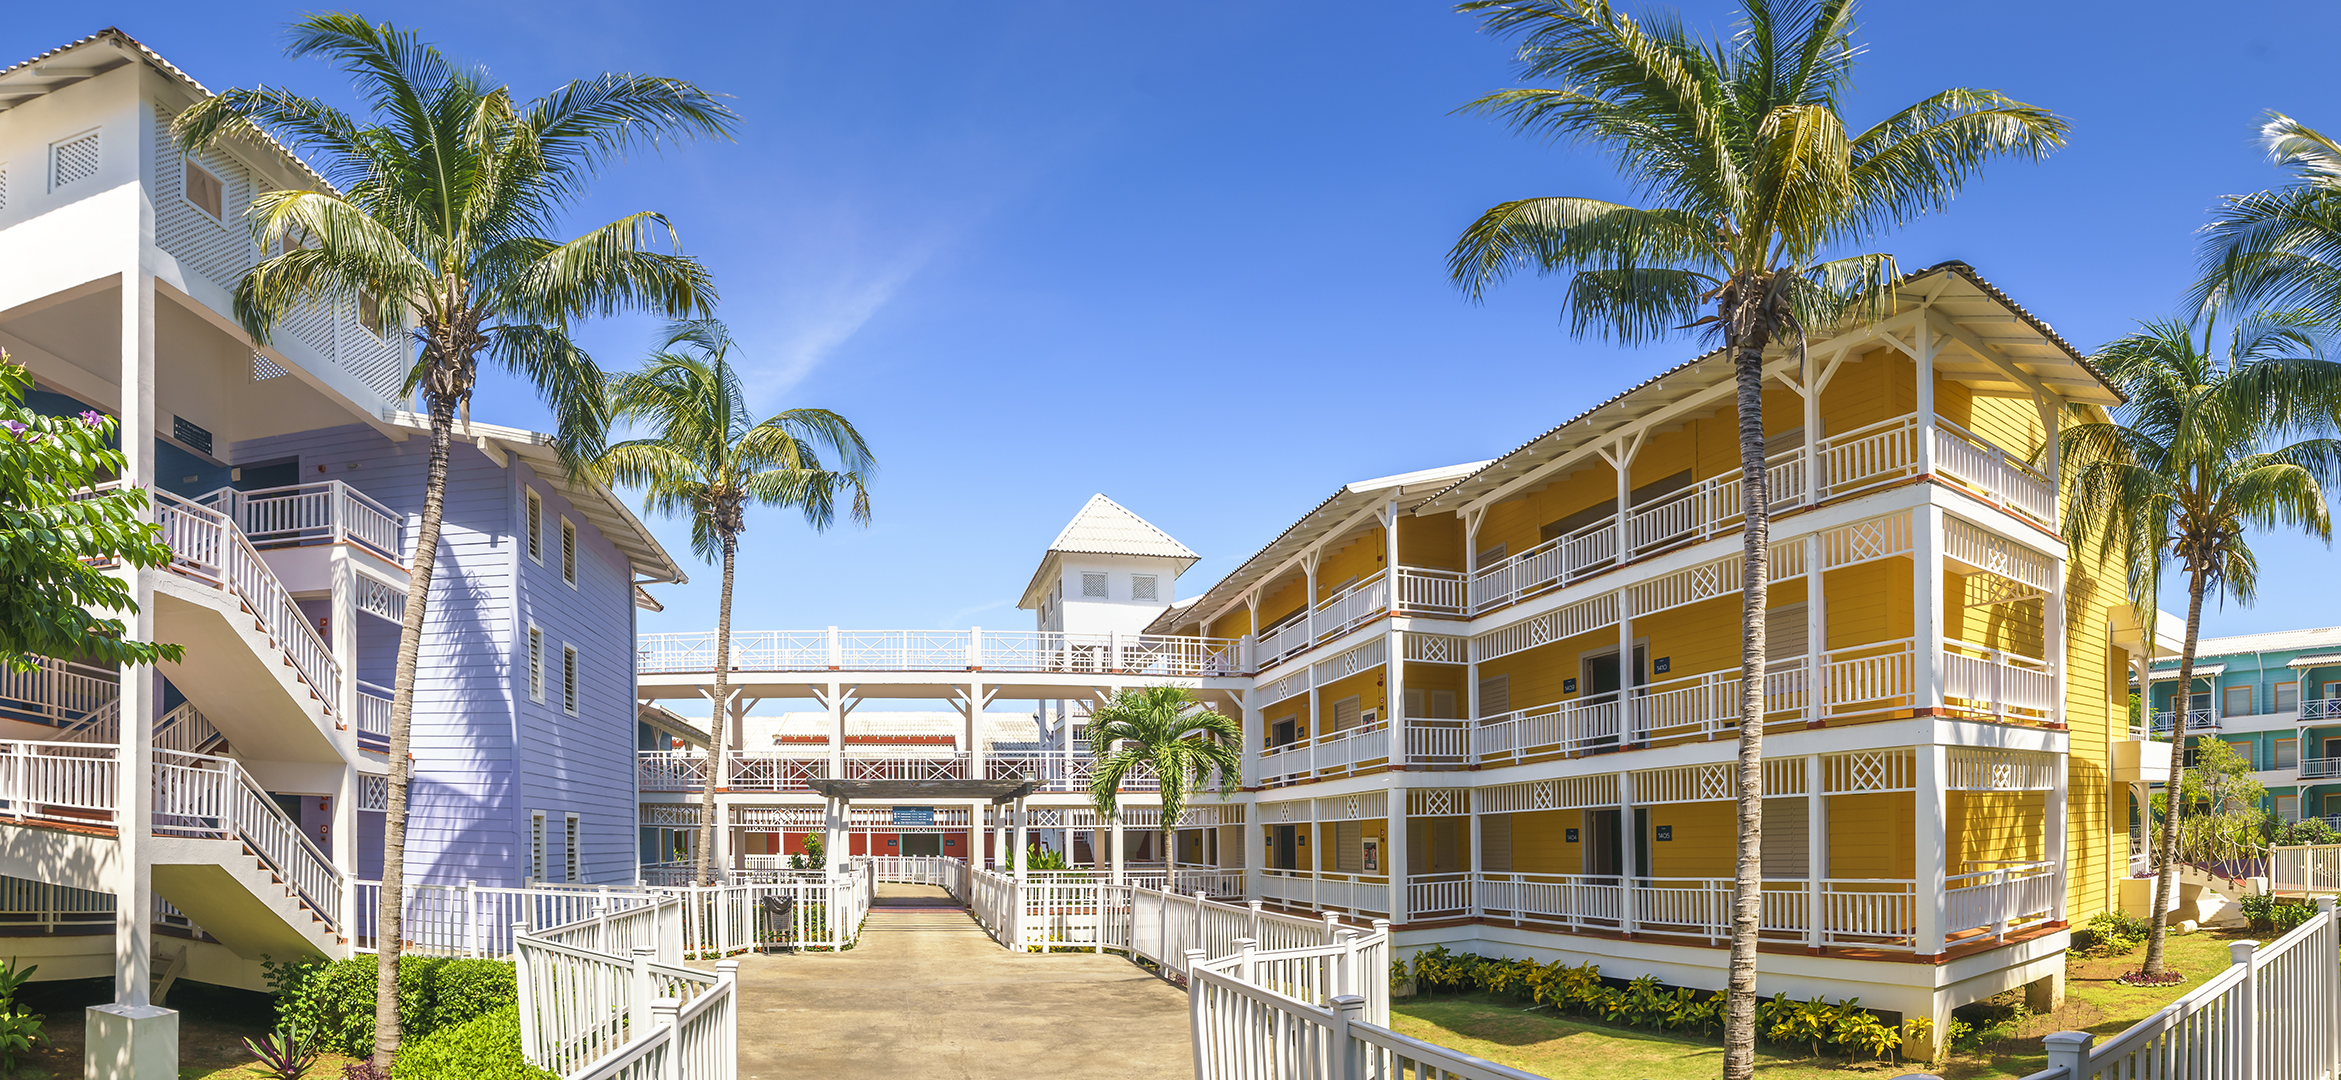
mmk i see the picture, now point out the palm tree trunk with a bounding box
[1721,315,1774,1080]
[2141,569,2207,977]
[373,395,455,1066]
[698,534,737,886]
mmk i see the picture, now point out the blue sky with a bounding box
[22,1,2341,643]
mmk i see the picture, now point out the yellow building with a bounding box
[1145,262,2142,1053]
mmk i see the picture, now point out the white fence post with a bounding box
[1185,948,1209,1080]
[1329,994,1366,1080]
[2232,938,2260,1080]
[630,945,655,1028]
[2043,1031,2093,1079]
[651,998,682,1080]
[512,921,536,1061]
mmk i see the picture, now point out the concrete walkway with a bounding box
[730,883,1192,1080]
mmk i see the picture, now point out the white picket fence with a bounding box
[354,865,875,959]
[515,896,738,1080]
[2272,845,2341,894]
[2023,896,2341,1080]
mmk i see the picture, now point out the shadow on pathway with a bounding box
[730,884,1191,1080]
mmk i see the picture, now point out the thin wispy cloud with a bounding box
[747,241,945,401]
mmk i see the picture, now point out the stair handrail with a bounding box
[52,699,121,745]
[152,749,342,931]
[153,490,342,715]
[152,702,222,754]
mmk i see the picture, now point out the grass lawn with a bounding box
[1390,930,2241,1080]
[9,975,356,1080]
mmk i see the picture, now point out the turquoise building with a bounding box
[2145,625,2341,824]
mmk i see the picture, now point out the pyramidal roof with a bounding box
[1019,495,1198,609]
[1046,494,1199,563]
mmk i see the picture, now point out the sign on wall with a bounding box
[892,806,935,827]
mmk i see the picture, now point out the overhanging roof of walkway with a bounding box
[807,779,1042,804]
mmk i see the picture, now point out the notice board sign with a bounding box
[892,806,935,827]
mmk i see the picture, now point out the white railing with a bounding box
[1455,871,1919,948]
[0,740,118,828]
[2024,897,2341,1080]
[356,682,393,745]
[1467,516,1617,613]
[1942,640,2054,722]
[1816,413,1921,499]
[154,490,342,715]
[844,754,970,782]
[636,628,1244,677]
[2303,698,2341,723]
[1394,566,1468,617]
[0,657,115,727]
[515,897,737,1080]
[1944,862,2058,940]
[2303,758,2341,780]
[726,754,829,792]
[2150,708,2219,732]
[1313,573,1392,643]
[151,749,343,929]
[1934,418,2056,524]
[661,867,874,956]
[351,880,663,957]
[1258,722,1388,786]
[2273,846,2341,894]
[1625,447,1810,556]
[198,480,406,562]
[1255,617,1312,670]
[969,868,1381,990]
[854,855,969,894]
[152,702,221,752]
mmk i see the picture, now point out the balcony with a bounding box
[1255,567,1470,673]
[2302,699,2341,725]
[198,481,407,564]
[2301,757,2341,780]
[637,750,1156,794]
[356,682,392,752]
[636,629,1243,677]
[1933,420,2056,524]
[1258,721,1390,787]
[2150,709,2219,733]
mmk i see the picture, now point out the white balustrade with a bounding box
[356,682,393,745]
[151,748,343,930]
[2149,708,2218,733]
[636,628,1243,676]
[2303,698,2341,723]
[2303,757,2341,780]
[200,480,406,561]
[155,491,343,714]
[1313,572,1392,642]
[1933,418,2056,524]
[1943,641,2055,722]
[1254,618,1312,671]
[1256,722,1389,785]
[1393,566,1467,617]
[0,657,116,727]
[1944,862,2058,940]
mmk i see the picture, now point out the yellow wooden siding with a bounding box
[1825,792,1914,878]
[1475,631,1602,715]
[1944,573,2047,656]
[1648,801,1735,878]
[1400,663,1466,718]
[1207,606,1254,639]
[1512,810,1576,873]
[1822,558,1915,649]
[2062,542,2125,924]
[1316,527,1387,602]
[1262,695,1312,739]
[1315,668,1388,725]
[1948,791,2046,869]
[1259,574,1309,632]
[1407,818,1471,874]
[1813,348,1913,435]
[1399,513,1465,570]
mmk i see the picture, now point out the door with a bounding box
[1582,647,1646,750]
[1272,825,1298,870]
[1583,809,1621,876]
[900,834,940,857]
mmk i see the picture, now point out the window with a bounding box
[2278,795,2302,822]
[564,814,582,882]
[1131,574,1158,602]
[183,160,223,220]
[1081,573,1107,598]
[529,811,546,881]
[1334,822,1363,873]
[527,626,544,703]
[359,292,387,338]
[2225,685,2255,717]
[2278,738,2300,770]
[2228,740,2258,769]
[561,517,577,587]
[525,490,543,563]
[562,644,579,716]
[1405,688,1458,719]
[2277,682,2300,713]
[1330,696,1361,731]
[1475,543,1507,568]
[1477,674,1510,716]
[49,130,99,191]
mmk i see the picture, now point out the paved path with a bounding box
[730,883,1192,1080]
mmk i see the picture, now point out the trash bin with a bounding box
[761,895,798,954]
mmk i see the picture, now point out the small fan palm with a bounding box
[1085,686,1241,880]
[172,16,733,1063]
[2062,313,2341,978]
[597,320,874,886]
[1447,2,2063,1070]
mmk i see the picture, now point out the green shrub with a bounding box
[2078,909,2151,957]
[265,955,521,1059]
[389,1006,552,1080]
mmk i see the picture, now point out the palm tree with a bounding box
[1084,686,1241,885]
[596,319,874,887]
[2197,114,2341,325]
[2061,314,2341,979]
[171,16,734,1064]
[1445,1,2065,1069]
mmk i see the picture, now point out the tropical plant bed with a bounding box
[10,976,356,1080]
[1393,930,2236,1080]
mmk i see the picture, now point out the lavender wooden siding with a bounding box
[226,423,647,887]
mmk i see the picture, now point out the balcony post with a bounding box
[1806,754,1825,951]
[1806,533,1827,728]
[1913,505,1946,714]
[1618,588,1637,745]
[2036,397,2062,529]
[826,682,845,787]
[110,267,160,1014]
[1619,770,1637,936]
[1916,745,1946,958]
[826,625,841,669]
[1388,628,1407,767]
[969,626,983,671]
[2048,751,2068,925]
[1388,787,1408,924]
[1915,311,1939,478]
[1466,790,1483,919]
[1800,349,1823,509]
[1609,435,1635,565]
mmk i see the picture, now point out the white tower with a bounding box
[1018,494,1198,636]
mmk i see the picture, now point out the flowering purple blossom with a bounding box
[0,420,24,440]
[78,411,105,427]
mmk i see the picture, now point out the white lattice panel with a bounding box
[1313,637,1388,687]
[1823,749,1916,793]
[1258,798,1313,824]
[1261,669,1310,706]
[358,774,387,811]
[152,116,259,295]
[49,130,98,190]
[355,575,406,623]
[1473,593,1618,663]
[641,804,703,826]
[1402,633,1468,665]
[1634,763,1734,805]
[730,806,821,827]
[1628,540,1808,621]
[0,163,9,211]
[1405,788,1469,817]
[1946,748,2056,791]
[1315,791,1388,821]
[1477,775,1617,814]
[1821,512,1913,569]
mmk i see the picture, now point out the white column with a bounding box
[826,682,844,783]
[2048,751,2069,925]
[1466,790,1483,918]
[113,270,157,1009]
[1806,754,1826,950]
[2047,550,2069,729]
[1619,770,1638,936]
[823,797,846,873]
[1387,786,1408,923]
[993,806,1009,872]
[1611,439,1633,564]
[1915,313,1938,476]
[1618,588,1636,743]
[2036,397,2062,529]
[1806,534,1827,727]
[1109,810,1126,885]
[332,557,361,927]
[1801,351,1824,508]
[1463,510,1483,733]
[966,681,987,782]
[1304,554,1321,746]
[965,801,982,870]
[1913,505,1946,713]
[1388,628,1408,766]
[1013,798,1030,879]
[1916,744,1947,957]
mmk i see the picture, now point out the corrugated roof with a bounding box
[1047,494,1199,563]
[2166,625,2341,660]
